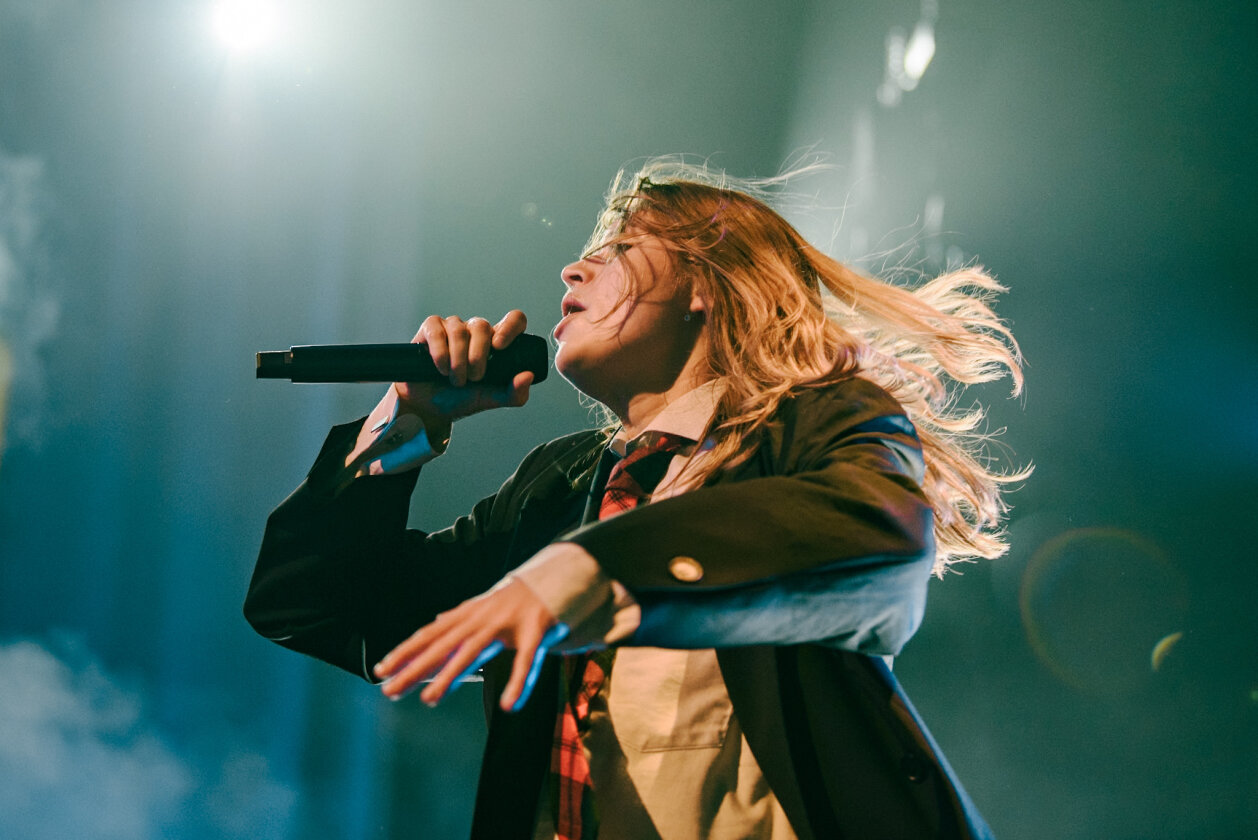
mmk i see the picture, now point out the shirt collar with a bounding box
[609,380,723,457]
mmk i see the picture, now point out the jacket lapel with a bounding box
[501,434,605,573]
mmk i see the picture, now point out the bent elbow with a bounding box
[241,565,310,643]
[242,593,291,642]
[854,594,926,656]
[823,553,930,656]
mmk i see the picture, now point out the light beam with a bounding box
[211,1,281,53]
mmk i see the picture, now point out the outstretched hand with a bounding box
[373,579,569,712]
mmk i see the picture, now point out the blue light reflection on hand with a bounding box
[510,622,570,713]
[454,639,505,687]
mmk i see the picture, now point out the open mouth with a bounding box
[560,296,585,317]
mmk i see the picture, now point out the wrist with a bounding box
[409,409,451,453]
[345,388,447,478]
[391,385,452,451]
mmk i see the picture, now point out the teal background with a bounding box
[0,1,1253,837]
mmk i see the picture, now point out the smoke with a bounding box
[0,638,298,840]
[0,149,60,455]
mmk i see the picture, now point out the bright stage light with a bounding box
[903,21,936,82]
[211,1,281,52]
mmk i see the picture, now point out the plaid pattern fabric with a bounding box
[596,431,691,520]
[550,431,691,840]
[551,649,613,840]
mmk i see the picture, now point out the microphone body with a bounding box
[256,334,550,384]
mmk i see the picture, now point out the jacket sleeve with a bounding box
[243,421,586,680]
[563,379,937,655]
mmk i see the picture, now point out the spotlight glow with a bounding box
[903,22,936,81]
[211,1,281,52]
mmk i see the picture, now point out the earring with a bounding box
[684,312,692,323]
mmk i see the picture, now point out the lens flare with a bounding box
[1020,528,1188,694]
[1150,631,1183,672]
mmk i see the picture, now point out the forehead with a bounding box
[582,217,653,257]
[585,182,659,250]
[584,210,631,255]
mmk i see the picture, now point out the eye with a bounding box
[583,242,632,264]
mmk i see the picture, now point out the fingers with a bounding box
[377,613,496,705]
[374,618,462,701]
[412,312,527,387]
[375,579,560,710]
[499,621,545,713]
[414,315,451,379]
[444,316,472,387]
[501,621,570,713]
[373,599,502,704]
[492,309,528,350]
[508,371,534,408]
[466,316,494,382]
[417,634,501,706]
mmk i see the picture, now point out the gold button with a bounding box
[668,556,704,583]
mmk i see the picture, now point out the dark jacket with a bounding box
[245,376,995,839]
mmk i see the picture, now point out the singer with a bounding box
[245,158,1024,839]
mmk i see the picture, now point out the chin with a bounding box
[554,349,587,389]
[554,348,607,401]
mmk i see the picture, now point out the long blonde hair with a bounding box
[587,158,1028,574]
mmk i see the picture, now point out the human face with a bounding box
[553,234,706,408]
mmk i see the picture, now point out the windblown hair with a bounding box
[587,157,1028,573]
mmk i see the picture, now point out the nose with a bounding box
[560,259,588,289]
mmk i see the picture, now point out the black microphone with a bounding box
[256,334,550,384]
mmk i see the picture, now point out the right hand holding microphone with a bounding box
[396,310,534,440]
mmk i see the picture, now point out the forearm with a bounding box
[549,405,936,653]
[244,421,425,677]
[245,421,586,678]
[512,539,932,656]
[569,464,932,588]
[628,549,932,654]
[510,484,932,656]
